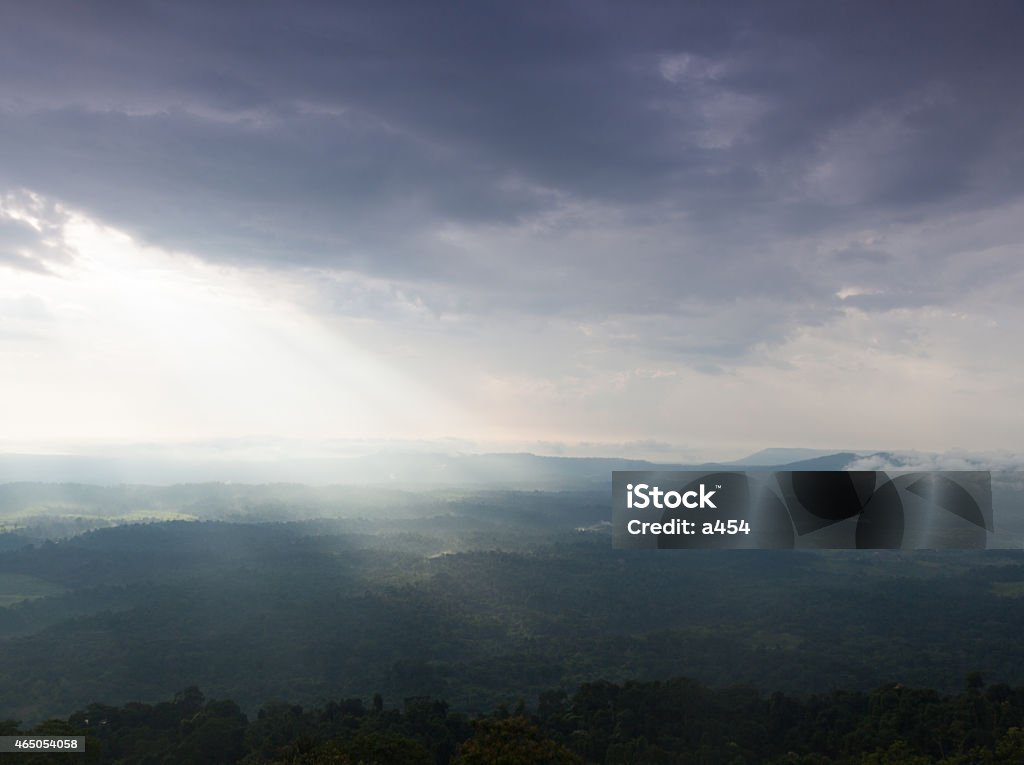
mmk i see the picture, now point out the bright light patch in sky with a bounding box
[0,195,466,448]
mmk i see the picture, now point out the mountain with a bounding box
[0,452,718,489]
[770,452,864,470]
[0,450,889,488]
[727,448,871,466]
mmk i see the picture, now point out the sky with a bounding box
[1,1,1022,463]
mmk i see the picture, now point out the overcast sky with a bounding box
[1,1,1022,461]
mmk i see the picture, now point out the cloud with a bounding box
[0,2,1023,454]
[848,451,1024,498]
[2,3,1021,272]
[0,192,74,274]
[834,244,893,266]
[849,451,1024,473]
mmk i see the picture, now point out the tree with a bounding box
[453,717,581,765]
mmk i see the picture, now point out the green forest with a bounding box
[6,676,1024,763]
[2,484,1024,762]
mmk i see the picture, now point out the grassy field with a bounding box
[991,580,1024,598]
[0,573,66,607]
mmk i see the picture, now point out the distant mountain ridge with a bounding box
[724,448,873,466]
[0,450,872,488]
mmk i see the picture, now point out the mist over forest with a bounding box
[1,451,1023,764]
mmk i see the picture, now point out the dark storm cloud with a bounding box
[1,0,1022,336]
[834,245,893,266]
